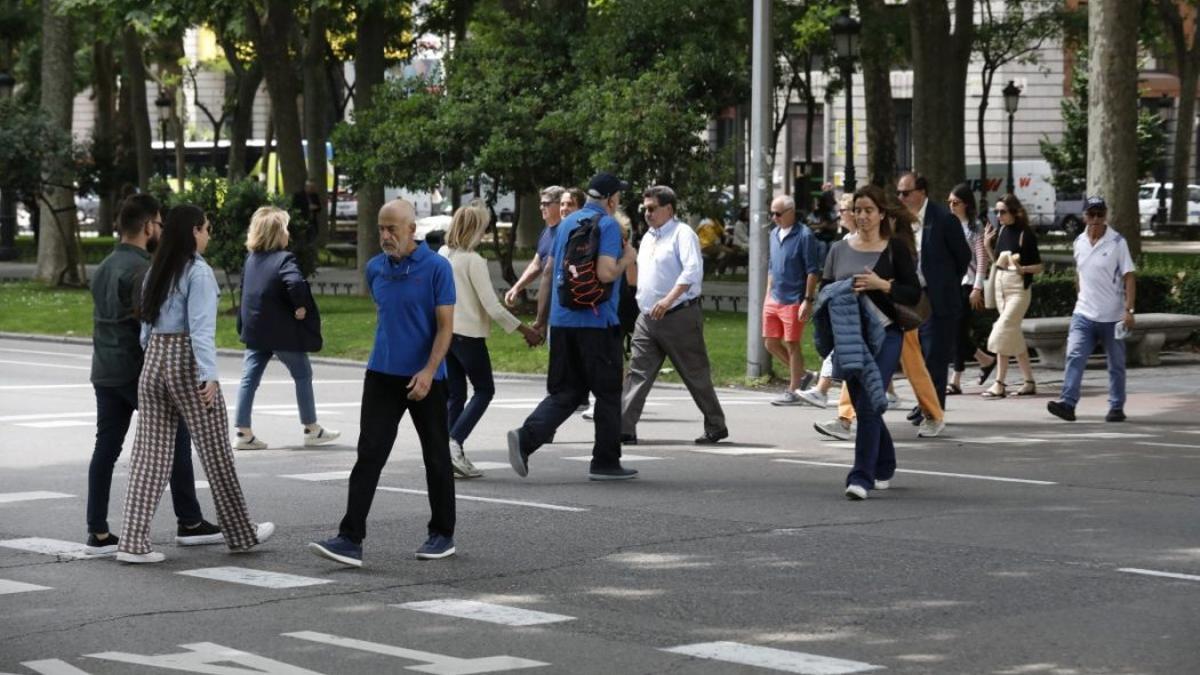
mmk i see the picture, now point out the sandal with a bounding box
[1014,381,1037,396]
[977,360,997,385]
[982,382,1007,399]
[946,383,963,396]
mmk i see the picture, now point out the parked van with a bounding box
[1137,182,1200,233]
[964,160,1055,231]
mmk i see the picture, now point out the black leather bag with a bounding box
[887,243,931,331]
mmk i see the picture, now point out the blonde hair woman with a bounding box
[439,202,543,478]
[233,206,339,450]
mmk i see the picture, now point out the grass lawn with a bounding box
[0,282,817,388]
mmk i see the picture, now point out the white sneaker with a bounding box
[304,426,341,447]
[581,404,595,420]
[845,485,868,500]
[235,433,268,450]
[772,391,803,406]
[917,418,946,438]
[887,392,903,410]
[117,551,165,564]
[449,440,483,479]
[794,387,828,408]
[874,479,890,490]
[814,418,855,441]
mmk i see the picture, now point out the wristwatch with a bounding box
[805,295,816,302]
[1126,308,1135,315]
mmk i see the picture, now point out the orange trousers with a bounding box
[838,329,944,422]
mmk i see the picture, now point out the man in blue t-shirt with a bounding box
[310,199,458,568]
[504,185,564,307]
[507,172,638,481]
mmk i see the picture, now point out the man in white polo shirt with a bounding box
[1047,196,1136,423]
[620,185,728,445]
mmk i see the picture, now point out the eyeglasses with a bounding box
[383,259,413,281]
[947,199,963,207]
[643,205,659,214]
[994,208,1010,215]
[539,201,555,208]
[1084,210,1106,218]
[897,189,917,197]
[770,207,793,217]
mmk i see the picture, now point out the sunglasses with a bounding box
[897,189,917,197]
[994,208,1010,215]
[770,207,793,217]
[539,201,555,207]
[947,199,963,206]
[643,205,660,214]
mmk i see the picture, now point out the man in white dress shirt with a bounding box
[620,185,728,446]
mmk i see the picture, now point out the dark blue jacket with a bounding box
[921,199,972,318]
[813,279,889,415]
[238,251,322,353]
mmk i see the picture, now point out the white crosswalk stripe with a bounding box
[0,579,53,595]
[0,491,74,504]
[177,566,334,589]
[663,641,883,674]
[0,538,97,559]
[396,599,576,626]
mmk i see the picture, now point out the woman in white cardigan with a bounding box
[440,202,543,478]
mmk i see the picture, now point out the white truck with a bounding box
[964,160,1056,232]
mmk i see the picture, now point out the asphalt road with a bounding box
[1,336,1198,674]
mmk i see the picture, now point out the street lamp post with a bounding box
[0,71,18,262]
[1002,81,1022,194]
[155,93,172,178]
[832,11,861,194]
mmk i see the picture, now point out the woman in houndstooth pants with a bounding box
[117,204,274,564]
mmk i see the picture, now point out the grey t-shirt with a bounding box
[822,240,893,327]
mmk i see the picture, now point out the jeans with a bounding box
[1060,314,1127,410]
[87,382,202,534]
[339,370,454,544]
[446,335,495,447]
[520,326,623,470]
[235,348,316,428]
[846,328,903,490]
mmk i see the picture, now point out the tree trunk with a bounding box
[303,2,331,243]
[1087,0,1140,256]
[858,0,898,188]
[221,34,263,181]
[172,97,187,184]
[908,0,974,198]
[1170,59,1198,226]
[120,26,153,189]
[93,38,118,237]
[354,1,387,284]
[35,0,84,287]
[245,0,307,197]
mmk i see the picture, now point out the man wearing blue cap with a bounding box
[1047,196,1136,423]
[508,172,639,481]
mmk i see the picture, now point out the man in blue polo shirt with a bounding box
[309,199,457,568]
[508,172,638,481]
[764,194,822,405]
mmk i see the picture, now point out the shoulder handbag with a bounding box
[886,242,931,331]
[983,229,1022,311]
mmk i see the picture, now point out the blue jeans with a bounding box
[235,348,316,428]
[847,327,904,491]
[1059,314,1126,410]
[446,334,495,447]
[87,382,202,534]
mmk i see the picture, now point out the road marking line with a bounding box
[956,436,1049,445]
[282,471,352,481]
[1136,442,1200,449]
[377,486,587,512]
[0,538,97,559]
[396,599,576,626]
[0,347,90,359]
[0,491,74,504]
[690,446,795,456]
[17,420,95,429]
[284,631,549,673]
[1118,568,1200,582]
[470,461,515,471]
[0,411,96,422]
[18,659,91,674]
[0,578,53,595]
[0,359,90,371]
[561,453,667,462]
[1030,432,1153,439]
[772,459,1057,485]
[165,482,209,492]
[663,641,883,674]
[177,566,334,589]
[0,384,92,391]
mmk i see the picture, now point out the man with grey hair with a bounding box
[505,185,564,308]
[764,194,822,405]
[620,185,728,445]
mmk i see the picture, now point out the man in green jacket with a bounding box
[85,194,222,555]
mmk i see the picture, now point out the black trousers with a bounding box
[339,370,454,544]
[88,382,202,534]
[520,326,623,470]
[919,314,959,410]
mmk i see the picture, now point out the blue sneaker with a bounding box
[416,534,456,560]
[308,535,362,568]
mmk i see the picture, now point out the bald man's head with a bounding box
[378,199,418,257]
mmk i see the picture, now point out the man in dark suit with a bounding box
[896,172,971,414]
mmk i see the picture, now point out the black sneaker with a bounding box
[694,428,729,445]
[907,406,924,425]
[1047,400,1076,422]
[84,533,119,556]
[798,370,817,391]
[1105,408,1126,423]
[589,465,639,481]
[620,433,637,445]
[176,520,225,546]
